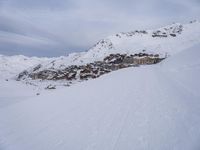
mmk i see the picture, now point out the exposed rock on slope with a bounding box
[18,53,165,81]
[152,24,183,37]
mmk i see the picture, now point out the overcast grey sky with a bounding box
[0,0,199,57]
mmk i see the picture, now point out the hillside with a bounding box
[14,21,200,87]
[25,21,200,71]
[0,21,199,81]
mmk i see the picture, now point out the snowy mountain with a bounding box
[9,21,198,87]
[1,21,200,81]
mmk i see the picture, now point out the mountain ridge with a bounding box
[0,20,199,82]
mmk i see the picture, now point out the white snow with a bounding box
[0,43,200,150]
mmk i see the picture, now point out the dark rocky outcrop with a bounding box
[17,53,165,82]
[17,70,29,81]
[170,34,176,37]
[45,84,56,90]
[152,24,183,38]
[118,30,148,37]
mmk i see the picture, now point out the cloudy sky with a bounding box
[0,0,199,57]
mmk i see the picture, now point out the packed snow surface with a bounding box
[0,44,200,150]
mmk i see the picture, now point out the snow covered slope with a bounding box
[0,43,200,150]
[83,21,200,57]
[161,43,200,97]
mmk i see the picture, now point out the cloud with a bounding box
[0,0,199,56]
